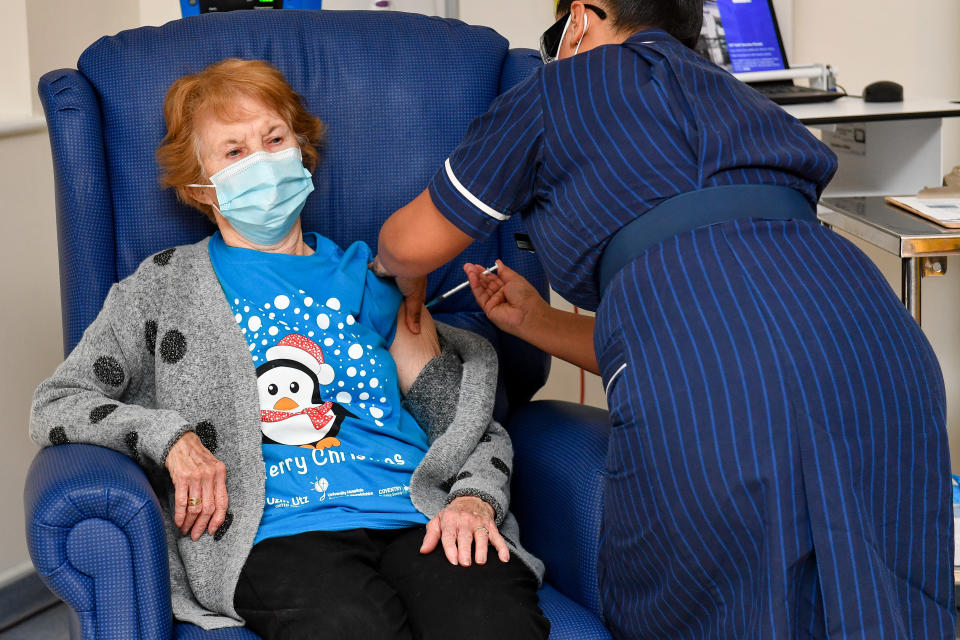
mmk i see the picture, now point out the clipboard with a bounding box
[885,196,960,228]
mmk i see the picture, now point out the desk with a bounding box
[819,197,960,323]
[785,97,960,125]
[784,98,960,197]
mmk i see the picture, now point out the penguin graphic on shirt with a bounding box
[256,334,354,450]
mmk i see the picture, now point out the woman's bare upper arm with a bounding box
[389,305,442,395]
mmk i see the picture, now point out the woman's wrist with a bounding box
[448,495,495,520]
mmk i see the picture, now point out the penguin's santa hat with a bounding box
[265,334,335,386]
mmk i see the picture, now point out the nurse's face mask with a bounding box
[190,147,315,246]
[539,3,608,64]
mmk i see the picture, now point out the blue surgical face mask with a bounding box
[190,147,315,246]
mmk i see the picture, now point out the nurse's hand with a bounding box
[420,496,511,566]
[396,275,427,335]
[467,260,601,373]
[370,255,427,335]
[464,260,549,339]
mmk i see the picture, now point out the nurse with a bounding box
[373,1,955,638]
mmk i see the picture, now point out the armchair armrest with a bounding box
[508,400,610,620]
[24,443,173,640]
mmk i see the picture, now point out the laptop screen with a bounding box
[696,0,789,73]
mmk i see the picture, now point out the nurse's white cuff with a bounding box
[604,363,628,397]
[444,158,512,222]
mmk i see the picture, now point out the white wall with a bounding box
[0,2,32,118]
[139,0,181,27]
[459,0,555,50]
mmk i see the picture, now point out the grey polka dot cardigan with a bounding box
[30,237,544,630]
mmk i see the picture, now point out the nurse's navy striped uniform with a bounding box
[429,28,954,640]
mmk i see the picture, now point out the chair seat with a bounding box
[538,584,612,640]
[174,624,261,639]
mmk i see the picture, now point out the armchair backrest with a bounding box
[39,10,549,415]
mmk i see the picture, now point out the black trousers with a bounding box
[233,527,550,640]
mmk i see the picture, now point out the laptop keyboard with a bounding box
[753,84,843,105]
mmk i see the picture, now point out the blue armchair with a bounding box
[25,10,613,639]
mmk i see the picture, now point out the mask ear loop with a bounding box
[184,183,222,215]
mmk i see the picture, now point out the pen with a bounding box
[425,263,499,308]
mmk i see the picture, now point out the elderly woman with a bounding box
[30,58,548,640]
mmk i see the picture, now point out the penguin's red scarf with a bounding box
[260,401,335,430]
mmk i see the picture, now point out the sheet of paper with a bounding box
[886,196,960,227]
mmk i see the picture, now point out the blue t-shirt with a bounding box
[208,232,429,544]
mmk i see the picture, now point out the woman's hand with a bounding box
[464,260,549,340]
[420,496,510,566]
[389,305,441,395]
[165,431,229,541]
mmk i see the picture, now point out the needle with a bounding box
[425,263,499,309]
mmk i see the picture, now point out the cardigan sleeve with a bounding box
[402,338,512,525]
[30,279,193,470]
[401,342,462,443]
[443,419,512,526]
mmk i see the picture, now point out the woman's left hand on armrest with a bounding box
[420,496,510,567]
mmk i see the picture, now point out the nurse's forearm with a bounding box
[522,306,599,375]
[377,189,474,278]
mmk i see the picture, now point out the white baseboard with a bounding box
[0,561,59,633]
[0,561,35,590]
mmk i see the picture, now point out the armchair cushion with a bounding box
[173,625,260,640]
[537,584,612,640]
[509,400,611,619]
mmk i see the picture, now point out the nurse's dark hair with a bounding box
[556,0,704,49]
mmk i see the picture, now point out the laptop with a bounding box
[695,0,842,105]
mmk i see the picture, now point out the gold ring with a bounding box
[187,497,202,507]
[475,526,489,535]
